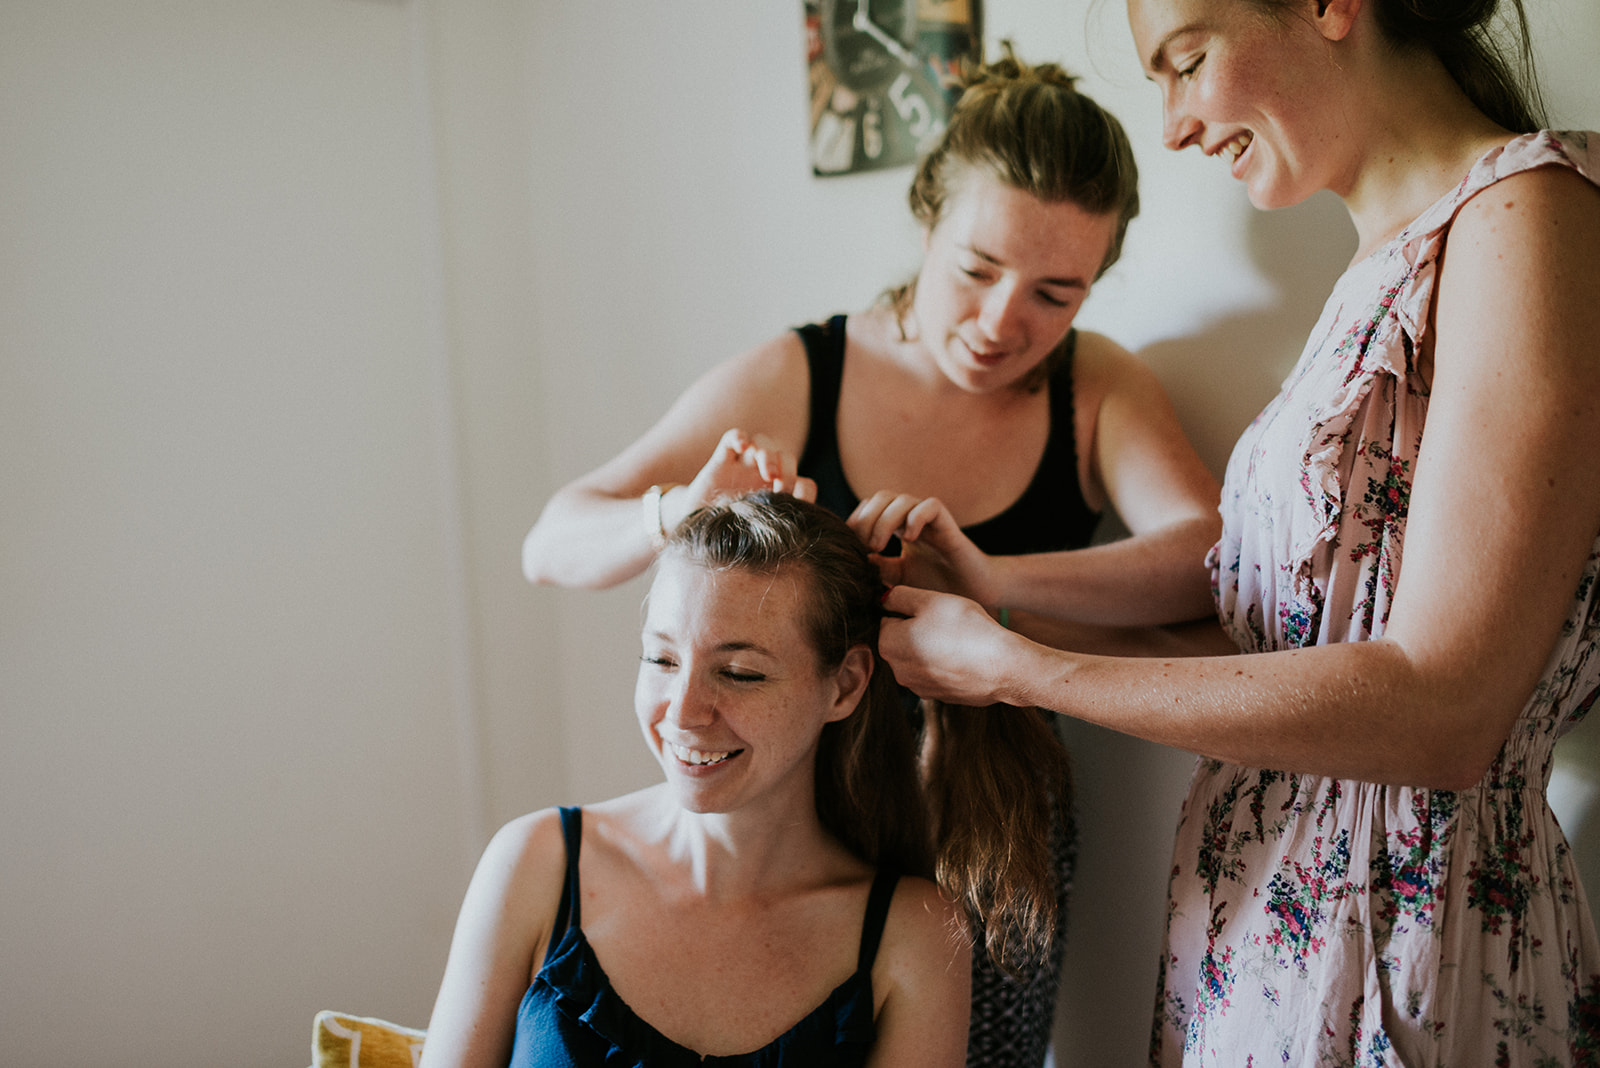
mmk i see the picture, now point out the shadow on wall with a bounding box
[1137,189,1356,474]
[1553,714,1600,930]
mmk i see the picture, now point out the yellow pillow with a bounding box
[312,1010,426,1068]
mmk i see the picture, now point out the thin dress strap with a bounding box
[549,806,583,941]
[855,870,901,973]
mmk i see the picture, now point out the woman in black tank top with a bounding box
[521,48,1225,1066]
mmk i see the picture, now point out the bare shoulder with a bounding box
[566,329,814,493]
[1069,329,1184,443]
[476,808,570,911]
[876,874,968,981]
[1071,329,1162,402]
[1456,158,1600,224]
[645,329,812,450]
[1447,163,1600,286]
[442,807,572,982]
[698,328,811,392]
[867,874,970,1065]
[1436,162,1600,372]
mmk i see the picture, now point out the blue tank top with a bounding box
[508,807,901,1066]
[794,314,1100,555]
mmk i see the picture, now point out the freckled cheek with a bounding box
[917,278,964,327]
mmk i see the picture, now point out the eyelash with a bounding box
[1177,57,1202,80]
[641,656,765,683]
[962,267,1071,309]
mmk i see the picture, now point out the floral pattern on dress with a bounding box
[1153,132,1600,1067]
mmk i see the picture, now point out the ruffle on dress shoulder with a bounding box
[1289,275,1415,587]
[1284,131,1595,602]
[528,924,876,1067]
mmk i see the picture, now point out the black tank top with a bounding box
[794,314,1100,555]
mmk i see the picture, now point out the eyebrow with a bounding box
[966,246,1090,291]
[1147,22,1203,74]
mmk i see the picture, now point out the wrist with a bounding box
[640,483,683,547]
[981,554,1017,612]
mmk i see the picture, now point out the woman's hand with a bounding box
[849,493,1000,605]
[878,585,1024,706]
[667,428,817,530]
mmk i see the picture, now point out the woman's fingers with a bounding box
[878,585,1008,705]
[849,491,936,551]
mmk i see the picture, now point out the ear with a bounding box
[824,645,874,723]
[1311,0,1361,42]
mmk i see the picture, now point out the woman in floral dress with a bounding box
[866,0,1600,1062]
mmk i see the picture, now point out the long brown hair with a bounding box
[663,492,933,879]
[923,702,1072,977]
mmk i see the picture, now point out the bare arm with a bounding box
[521,333,813,589]
[866,878,971,1067]
[419,811,566,1068]
[880,167,1600,789]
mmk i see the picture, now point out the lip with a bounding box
[1228,138,1253,181]
[959,338,1010,368]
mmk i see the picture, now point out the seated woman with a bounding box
[419,491,970,1067]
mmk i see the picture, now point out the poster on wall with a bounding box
[803,0,982,177]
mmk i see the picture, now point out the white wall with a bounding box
[0,3,555,1065]
[2,2,1596,1067]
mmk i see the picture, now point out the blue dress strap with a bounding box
[550,806,583,942]
[855,869,900,973]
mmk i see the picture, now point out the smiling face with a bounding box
[636,556,867,817]
[913,170,1118,393]
[1129,0,1347,209]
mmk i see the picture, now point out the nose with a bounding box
[976,278,1025,344]
[663,670,716,730]
[1162,93,1202,152]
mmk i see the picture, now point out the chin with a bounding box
[664,779,733,814]
[1244,171,1317,212]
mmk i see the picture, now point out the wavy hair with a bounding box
[922,701,1072,978]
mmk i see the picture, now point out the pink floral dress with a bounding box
[1152,132,1600,1067]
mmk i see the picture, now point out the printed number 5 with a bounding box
[888,72,933,139]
